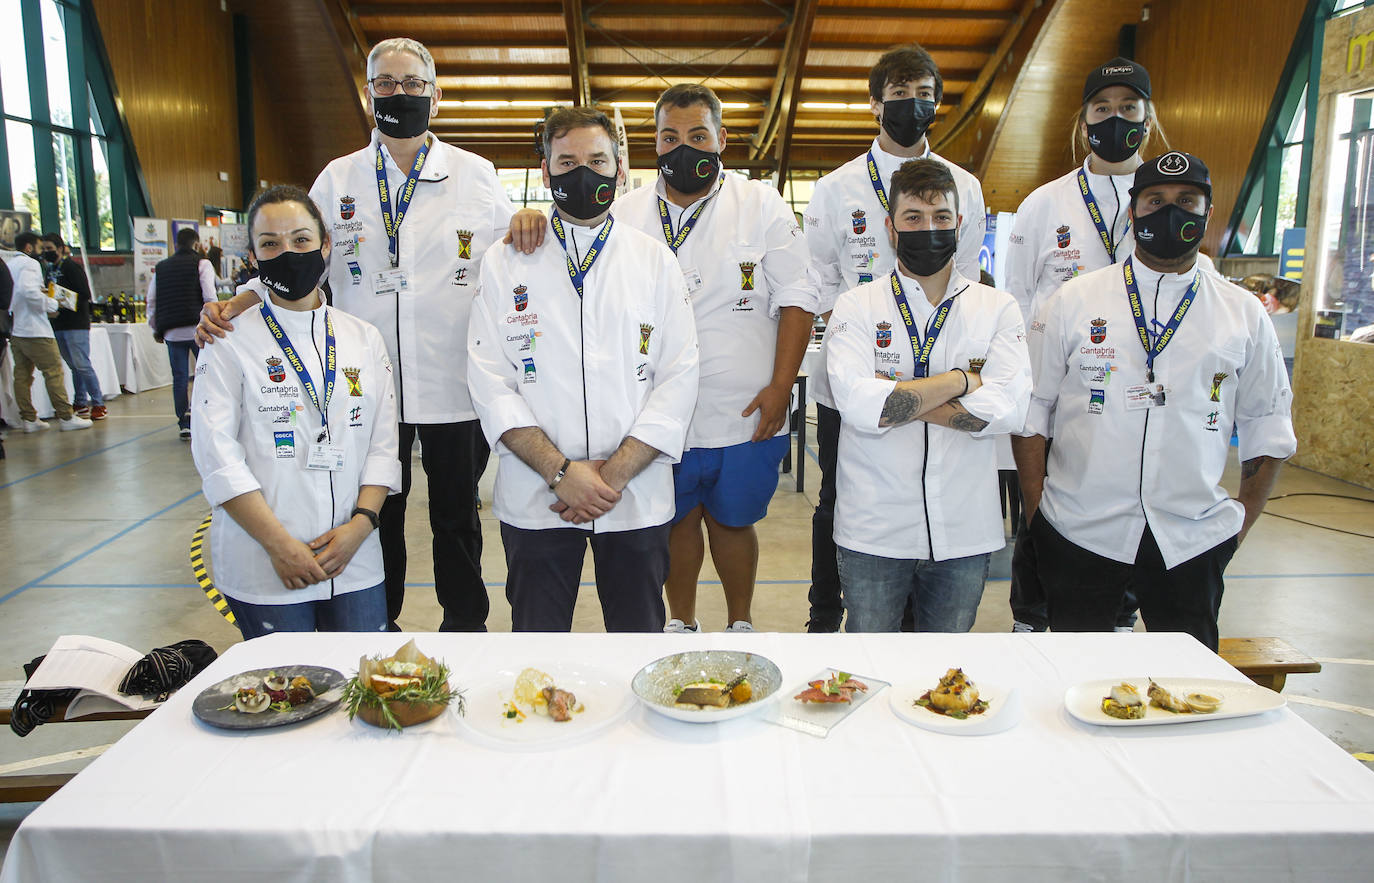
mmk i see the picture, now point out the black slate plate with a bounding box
[192,665,345,730]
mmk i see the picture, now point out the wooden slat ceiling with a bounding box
[327,0,1032,172]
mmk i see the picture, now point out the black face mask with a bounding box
[372,94,431,139]
[658,143,721,195]
[549,165,618,220]
[1086,116,1145,164]
[895,228,958,277]
[41,251,59,264]
[880,97,937,149]
[258,249,326,302]
[1133,204,1207,261]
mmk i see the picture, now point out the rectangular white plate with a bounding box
[1064,677,1285,727]
[765,670,889,738]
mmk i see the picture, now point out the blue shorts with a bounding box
[672,435,789,527]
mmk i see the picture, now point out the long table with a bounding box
[97,322,171,393]
[3,632,1371,882]
[0,326,121,421]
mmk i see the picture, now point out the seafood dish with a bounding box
[1101,682,1146,720]
[673,674,752,710]
[914,668,989,719]
[230,672,316,714]
[340,639,462,731]
[1148,679,1223,714]
[502,668,584,723]
[795,671,868,703]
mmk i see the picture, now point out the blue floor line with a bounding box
[804,442,821,467]
[0,423,174,491]
[0,490,202,606]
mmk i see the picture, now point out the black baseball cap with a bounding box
[1082,57,1151,103]
[1130,151,1212,200]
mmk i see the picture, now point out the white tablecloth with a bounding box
[97,322,171,392]
[0,326,121,421]
[3,633,1372,883]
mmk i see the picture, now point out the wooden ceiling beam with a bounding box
[767,0,819,189]
[564,0,592,105]
[352,2,563,15]
[749,0,817,163]
[816,6,1016,21]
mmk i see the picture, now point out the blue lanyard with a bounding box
[656,191,715,254]
[260,303,336,432]
[376,137,431,267]
[1075,168,1130,263]
[550,212,614,299]
[1122,257,1199,383]
[866,151,890,213]
[889,272,958,378]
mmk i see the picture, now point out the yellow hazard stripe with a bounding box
[190,512,235,625]
[1355,753,1374,763]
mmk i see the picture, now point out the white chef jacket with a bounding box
[467,214,700,533]
[1022,256,1297,568]
[5,252,57,339]
[613,170,818,448]
[310,129,517,424]
[191,301,402,605]
[827,269,1030,560]
[803,138,986,409]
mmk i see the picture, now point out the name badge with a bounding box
[1125,382,1169,410]
[681,266,703,293]
[306,444,346,472]
[372,268,409,298]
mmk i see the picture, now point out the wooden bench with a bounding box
[0,684,152,803]
[1218,637,1322,692]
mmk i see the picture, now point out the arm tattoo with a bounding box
[879,388,922,427]
[1241,457,1266,479]
[947,400,989,433]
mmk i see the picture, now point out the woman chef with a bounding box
[191,185,401,637]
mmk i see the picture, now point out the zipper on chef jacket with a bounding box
[579,289,594,534]
[1137,275,1165,531]
[309,313,338,598]
[920,423,935,559]
[393,281,406,422]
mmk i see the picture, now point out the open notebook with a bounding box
[22,635,168,718]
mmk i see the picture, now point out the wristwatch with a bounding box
[351,507,380,530]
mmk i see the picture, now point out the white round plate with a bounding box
[458,663,632,749]
[1064,677,1285,727]
[888,682,1020,735]
[631,650,783,724]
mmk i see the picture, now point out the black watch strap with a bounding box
[351,507,380,530]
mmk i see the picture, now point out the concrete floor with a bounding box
[1,386,1372,857]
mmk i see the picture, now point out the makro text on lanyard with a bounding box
[376,136,432,267]
[656,189,718,254]
[550,212,614,299]
[1122,257,1199,383]
[261,302,336,439]
[1076,168,1130,263]
[889,271,958,378]
[866,151,890,213]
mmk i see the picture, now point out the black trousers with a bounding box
[380,419,490,631]
[806,403,843,632]
[1012,510,1139,631]
[500,522,669,632]
[1033,514,1237,652]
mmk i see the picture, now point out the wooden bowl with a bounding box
[355,697,449,730]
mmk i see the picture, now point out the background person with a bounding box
[6,232,91,433]
[148,226,216,439]
[40,233,105,420]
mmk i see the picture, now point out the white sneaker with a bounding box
[663,618,700,633]
[58,415,93,431]
[22,419,50,433]
[726,620,754,632]
[1114,626,1135,633]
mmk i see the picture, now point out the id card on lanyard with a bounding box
[1122,257,1198,409]
[376,137,431,268]
[889,272,958,378]
[260,303,344,470]
[550,212,614,299]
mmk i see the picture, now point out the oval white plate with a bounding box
[631,650,783,724]
[889,682,1020,735]
[458,663,632,749]
[1064,677,1285,727]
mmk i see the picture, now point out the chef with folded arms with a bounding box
[1017,152,1295,651]
[197,37,546,633]
[802,43,987,633]
[191,186,401,638]
[467,107,699,633]
[827,158,1030,632]
[613,84,817,634]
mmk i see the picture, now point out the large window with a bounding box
[0,0,136,251]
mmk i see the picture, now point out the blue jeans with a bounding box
[166,340,198,428]
[54,330,103,407]
[224,582,388,640]
[837,547,990,633]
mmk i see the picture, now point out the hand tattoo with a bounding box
[879,389,923,427]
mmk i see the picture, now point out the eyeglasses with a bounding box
[369,76,432,97]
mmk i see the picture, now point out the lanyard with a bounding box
[866,151,890,213]
[656,190,716,254]
[550,211,614,299]
[376,137,431,267]
[1122,257,1199,383]
[890,272,958,378]
[1075,167,1130,263]
[260,302,336,433]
